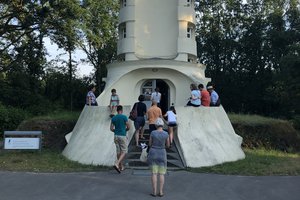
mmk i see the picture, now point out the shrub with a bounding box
[18,119,76,150]
[291,115,300,131]
[231,114,300,152]
[0,103,29,134]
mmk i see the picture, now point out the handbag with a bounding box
[140,147,148,162]
[129,103,137,121]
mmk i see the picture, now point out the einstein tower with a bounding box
[63,0,245,167]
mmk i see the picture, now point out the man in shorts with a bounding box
[147,100,162,133]
[110,105,130,173]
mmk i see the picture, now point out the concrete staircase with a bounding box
[126,129,185,170]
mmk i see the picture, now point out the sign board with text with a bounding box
[4,138,40,149]
[3,131,42,150]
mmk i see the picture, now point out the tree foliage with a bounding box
[0,0,299,121]
[79,0,119,92]
[196,0,300,117]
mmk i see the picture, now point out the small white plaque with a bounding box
[4,138,40,149]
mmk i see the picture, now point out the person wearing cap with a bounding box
[198,84,210,107]
[147,118,170,197]
[207,85,220,106]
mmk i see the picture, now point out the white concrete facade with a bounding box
[63,0,245,167]
[118,0,197,62]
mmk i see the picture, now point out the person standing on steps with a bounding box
[163,105,177,147]
[110,105,130,173]
[133,95,147,147]
[147,100,162,134]
[147,118,170,197]
[150,87,162,107]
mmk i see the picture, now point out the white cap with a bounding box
[155,118,164,127]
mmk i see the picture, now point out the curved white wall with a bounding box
[97,60,210,107]
[135,0,178,59]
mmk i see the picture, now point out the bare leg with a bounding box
[111,106,116,115]
[168,127,173,145]
[151,174,157,195]
[135,129,139,146]
[140,126,145,139]
[115,151,126,167]
[159,174,165,195]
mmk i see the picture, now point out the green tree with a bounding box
[196,0,299,117]
[79,0,119,92]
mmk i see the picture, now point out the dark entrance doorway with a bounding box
[141,79,169,114]
[156,79,169,114]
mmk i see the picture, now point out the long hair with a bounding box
[170,106,176,114]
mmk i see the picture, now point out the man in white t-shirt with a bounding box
[150,87,162,107]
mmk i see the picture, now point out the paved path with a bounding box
[1,170,300,200]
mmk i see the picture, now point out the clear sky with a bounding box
[44,37,94,77]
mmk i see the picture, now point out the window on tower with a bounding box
[187,27,192,38]
[121,0,126,7]
[186,0,190,6]
[123,27,126,38]
[118,23,127,39]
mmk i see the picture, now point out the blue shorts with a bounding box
[134,116,145,130]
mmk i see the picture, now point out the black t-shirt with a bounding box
[135,102,147,117]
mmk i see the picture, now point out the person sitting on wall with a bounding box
[86,84,98,106]
[207,85,221,106]
[109,88,120,118]
[198,84,210,107]
[186,83,201,107]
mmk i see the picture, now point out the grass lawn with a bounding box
[190,148,300,176]
[1,111,299,175]
[0,148,299,175]
[0,149,109,173]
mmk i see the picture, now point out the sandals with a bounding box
[119,165,125,171]
[158,193,164,197]
[113,165,121,174]
[150,193,164,197]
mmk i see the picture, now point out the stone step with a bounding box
[126,129,185,170]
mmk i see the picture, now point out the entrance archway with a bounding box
[141,79,169,114]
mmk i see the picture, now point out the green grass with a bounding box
[189,148,300,176]
[1,112,299,175]
[228,113,285,126]
[0,148,300,175]
[0,150,109,173]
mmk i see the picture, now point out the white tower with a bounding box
[63,0,245,167]
[96,0,210,111]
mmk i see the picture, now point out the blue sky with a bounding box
[44,37,94,77]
